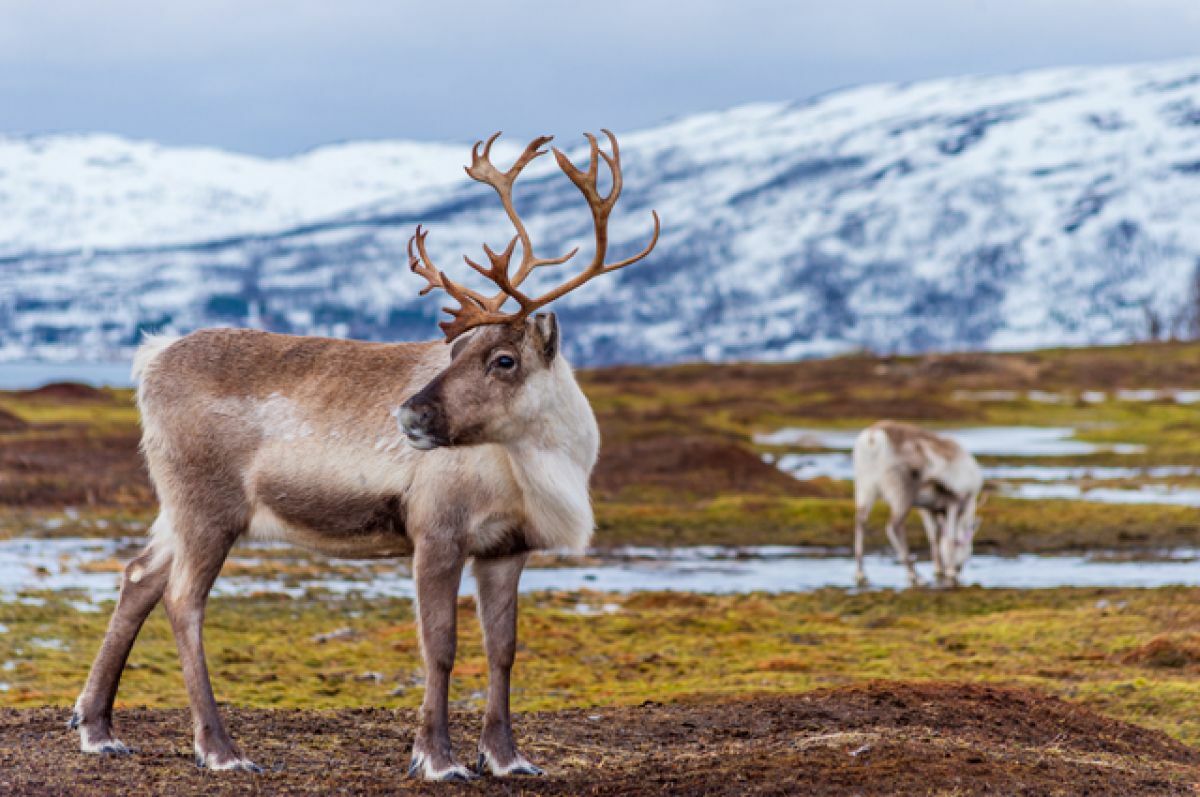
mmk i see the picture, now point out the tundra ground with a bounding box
[6,340,1200,551]
[4,341,1200,794]
[4,682,1197,796]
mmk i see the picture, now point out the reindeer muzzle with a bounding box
[397,396,450,450]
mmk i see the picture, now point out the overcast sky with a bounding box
[1,0,1197,156]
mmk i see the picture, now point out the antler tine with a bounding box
[504,208,660,312]
[513,130,655,306]
[599,128,622,206]
[583,132,599,183]
[407,225,443,297]
[410,130,659,342]
[464,132,580,296]
[466,132,553,187]
[552,130,621,218]
[408,225,493,307]
[480,130,502,160]
[462,235,527,311]
[435,270,507,341]
[601,210,660,273]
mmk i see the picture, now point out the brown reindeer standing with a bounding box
[71,130,659,781]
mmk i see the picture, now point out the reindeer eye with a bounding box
[493,355,517,371]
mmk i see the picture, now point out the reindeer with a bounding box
[852,421,983,588]
[71,130,659,781]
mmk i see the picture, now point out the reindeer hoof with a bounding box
[99,741,133,756]
[195,756,263,773]
[194,749,262,773]
[409,752,477,781]
[477,750,544,777]
[76,719,133,756]
[854,574,869,588]
[80,736,133,756]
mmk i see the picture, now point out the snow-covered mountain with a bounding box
[3,58,1200,365]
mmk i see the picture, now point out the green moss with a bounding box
[8,587,1200,746]
[0,388,139,436]
[594,494,1200,553]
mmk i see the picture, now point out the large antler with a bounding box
[408,130,660,341]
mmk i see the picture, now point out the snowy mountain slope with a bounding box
[0,134,523,256]
[2,58,1200,365]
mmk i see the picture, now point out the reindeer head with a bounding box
[398,131,658,450]
[398,314,563,449]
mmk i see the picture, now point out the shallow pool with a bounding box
[757,426,1144,456]
[3,537,1199,603]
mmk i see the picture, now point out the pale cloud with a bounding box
[1,0,1197,154]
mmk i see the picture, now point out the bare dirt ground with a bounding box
[2,682,1196,796]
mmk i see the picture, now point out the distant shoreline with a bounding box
[0,362,132,389]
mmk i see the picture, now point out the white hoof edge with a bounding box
[408,752,477,782]
[72,702,133,756]
[477,750,545,777]
[79,732,132,756]
[194,745,263,773]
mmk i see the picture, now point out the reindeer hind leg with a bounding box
[73,516,173,755]
[160,507,260,773]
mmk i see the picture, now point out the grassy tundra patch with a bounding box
[5,587,1200,746]
[4,340,1200,554]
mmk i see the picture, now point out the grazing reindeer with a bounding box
[852,421,983,588]
[71,130,659,781]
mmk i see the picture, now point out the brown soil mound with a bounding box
[17,382,110,402]
[0,407,27,432]
[1121,634,1200,669]
[593,435,820,499]
[2,682,1195,795]
[0,431,152,507]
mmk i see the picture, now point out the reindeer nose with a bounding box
[397,398,445,449]
[397,402,433,434]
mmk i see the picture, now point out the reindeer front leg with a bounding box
[917,508,945,586]
[884,502,921,588]
[938,502,964,588]
[472,552,542,777]
[409,540,473,781]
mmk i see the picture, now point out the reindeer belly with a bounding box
[248,474,412,559]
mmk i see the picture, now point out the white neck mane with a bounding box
[504,357,599,552]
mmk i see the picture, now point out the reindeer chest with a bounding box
[435,444,595,557]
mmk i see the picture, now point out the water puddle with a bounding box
[951,389,1200,405]
[4,537,1200,599]
[773,453,1198,485]
[756,426,1144,456]
[981,465,1198,481]
[1005,484,1200,507]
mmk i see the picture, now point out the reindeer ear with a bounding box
[533,312,559,364]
